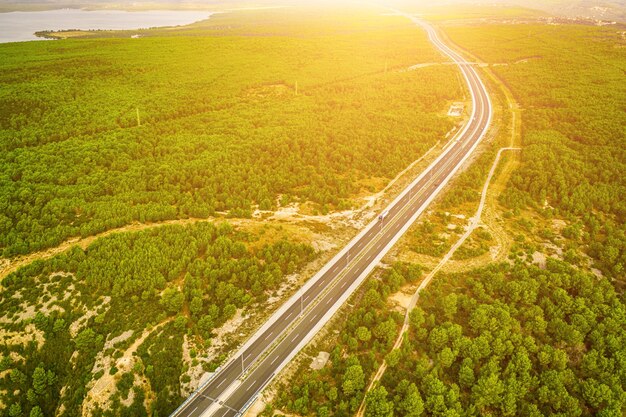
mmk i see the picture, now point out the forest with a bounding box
[270,263,423,417]
[0,221,315,416]
[376,261,626,416]
[4,5,625,417]
[445,23,626,279]
[0,7,462,258]
[269,261,626,417]
[266,17,626,417]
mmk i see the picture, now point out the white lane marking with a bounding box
[216,378,226,389]
[341,281,347,288]
[326,298,332,305]
[271,356,279,365]
[247,380,257,392]
[190,406,198,415]
[180,21,488,412]
[286,312,292,319]
[263,331,273,341]
[291,333,300,342]
[310,314,317,322]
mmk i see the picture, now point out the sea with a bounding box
[0,8,213,43]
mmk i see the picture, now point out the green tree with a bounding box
[409,308,425,329]
[26,389,37,404]
[374,319,397,347]
[174,315,188,331]
[160,288,184,314]
[581,378,613,410]
[439,347,456,369]
[458,362,475,388]
[10,368,27,386]
[398,383,424,417]
[365,385,393,417]
[440,294,458,320]
[222,304,237,320]
[53,318,66,333]
[8,403,22,417]
[342,364,365,396]
[364,288,383,308]
[327,386,338,402]
[197,315,214,335]
[385,349,401,368]
[356,326,372,342]
[428,326,448,352]
[190,296,203,317]
[0,356,11,371]
[33,312,48,330]
[75,328,97,351]
[32,365,47,395]
[472,373,504,411]
[29,406,44,417]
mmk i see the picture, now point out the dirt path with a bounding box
[356,146,520,417]
[356,31,524,413]
[0,129,458,286]
[82,318,172,416]
[0,218,219,283]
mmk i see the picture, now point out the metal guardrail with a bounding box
[170,366,222,417]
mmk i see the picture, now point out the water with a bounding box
[0,9,214,43]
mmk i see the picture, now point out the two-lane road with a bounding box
[172,13,492,417]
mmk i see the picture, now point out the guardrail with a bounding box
[170,366,222,417]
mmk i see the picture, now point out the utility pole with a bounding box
[136,107,141,127]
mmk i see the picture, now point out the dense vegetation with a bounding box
[268,261,626,417]
[0,222,315,416]
[4,6,625,417]
[0,7,461,257]
[270,264,423,417]
[358,21,626,417]
[374,261,626,416]
[268,16,626,417]
[446,23,626,279]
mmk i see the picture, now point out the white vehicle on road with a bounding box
[378,210,389,221]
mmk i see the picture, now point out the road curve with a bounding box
[172,12,493,417]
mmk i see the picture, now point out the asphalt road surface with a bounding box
[172,13,492,417]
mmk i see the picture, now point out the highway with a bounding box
[171,12,492,417]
